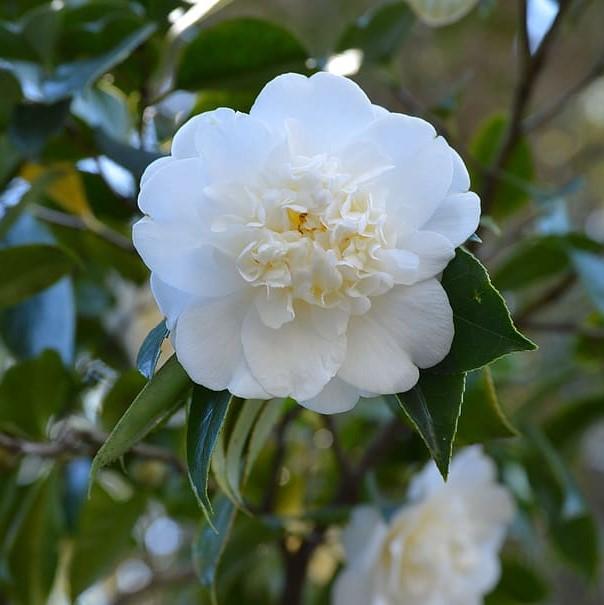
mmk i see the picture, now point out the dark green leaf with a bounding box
[551,514,599,579]
[69,483,147,597]
[433,248,536,374]
[177,18,309,91]
[391,372,465,477]
[0,350,71,438]
[470,114,534,219]
[0,70,22,128]
[8,99,71,157]
[1,213,75,363]
[487,556,549,604]
[456,367,517,444]
[136,319,168,380]
[187,386,233,520]
[244,398,284,482]
[0,243,76,308]
[90,355,191,485]
[7,472,63,605]
[192,495,236,602]
[337,1,415,63]
[99,370,148,432]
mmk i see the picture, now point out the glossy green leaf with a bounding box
[225,399,264,506]
[456,367,517,444]
[391,372,465,478]
[7,472,63,605]
[69,483,147,597]
[136,319,168,380]
[0,350,71,438]
[177,18,309,91]
[187,386,233,520]
[470,114,534,219]
[433,248,536,374]
[192,495,237,603]
[0,243,76,308]
[90,355,191,485]
[337,1,415,63]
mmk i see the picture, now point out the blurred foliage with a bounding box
[0,1,603,604]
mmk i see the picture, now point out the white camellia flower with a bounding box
[133,72,480,413]
[333,447,515,605]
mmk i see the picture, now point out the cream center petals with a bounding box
[221,153,398,316]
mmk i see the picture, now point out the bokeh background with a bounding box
[0,0,603,604]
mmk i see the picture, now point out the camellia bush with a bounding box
[0,0,603,604]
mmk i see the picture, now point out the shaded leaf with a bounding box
[391,372,465,477]
[244,398,284,482]
[456,367,517,444]
[551,514,599,580]
[434,248,536,374]
[0,243,76,308]
[0,350,71,438]
[337,1,415,63]
[486,556,549,604]
[177,18,309,91]
[192,495,236,603]
[99,370,147,432]
[186,387,233,520]
[136,319,168,380]
[90,355,191,485]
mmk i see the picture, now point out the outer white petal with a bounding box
[368,280,454,369]
[341,506,388,568]
[171,107,235,158]
[448,147,471,193]
[421,191,481,249]
[133,217,244,298]
[255,288,294,329]
[299,376,361,414]
[332,568,375,605]
[250,72,376,154]
[173,292,267,398]
[140,156,173,187]
[150,273,195,331]
[241,303,346,401]
[337,313,419,394]
[399,230,455,282]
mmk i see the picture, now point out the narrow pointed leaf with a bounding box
[433,248,536,374]
[391,372,465,478]
[187,386,233,520]
[90,355,191,485]
[136,319,168,379]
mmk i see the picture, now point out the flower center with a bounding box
[223,153,397,314]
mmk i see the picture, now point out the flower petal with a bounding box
[299,376,361,414]
[150,273,195,331]
[399,230,455,282]
[173,292,267,398]
[369,279,454,369]
[241,303,346,401]
[250,72,376,155]
[332,570,375,605]
[171,107,235,158]
[449,147,471,193]
[255,287,294,329]
[422,191,481,248]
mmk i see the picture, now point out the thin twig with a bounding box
[514,272,577,323]
[0,428,186,473]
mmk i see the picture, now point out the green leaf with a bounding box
[90,355,191,485]
[225,399,264,506]
[186,386,233,520]
[69,483,147,598]
[0,243,76,308]
[487,556,549,604]
[337,1,415,63]
[456,367,517,444]
[192,495,237,603]
[0,350,71,438]
[136,319,168,380]
[551,514,599,580]
[1,213,75,363]
[433,248,536,374]
[99,370,147,432]
[0,70,22,128]
[177,18,309,91]
[391,372,465,478]
[470,114,534,219]
[7,472,63,605]
[244,398,285,482]
[543,393,604,450]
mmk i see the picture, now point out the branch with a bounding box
[0,428,186,473]
[480,0,573,215]
[516,319,604,339]
[514,272,577,323]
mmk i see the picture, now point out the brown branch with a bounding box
[0,428,186,473]
[480,0,573,216]
[514,272,577,323]
[516,319,604,339]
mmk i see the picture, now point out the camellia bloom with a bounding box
[133,72,480,413]
[333,447,515,605]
